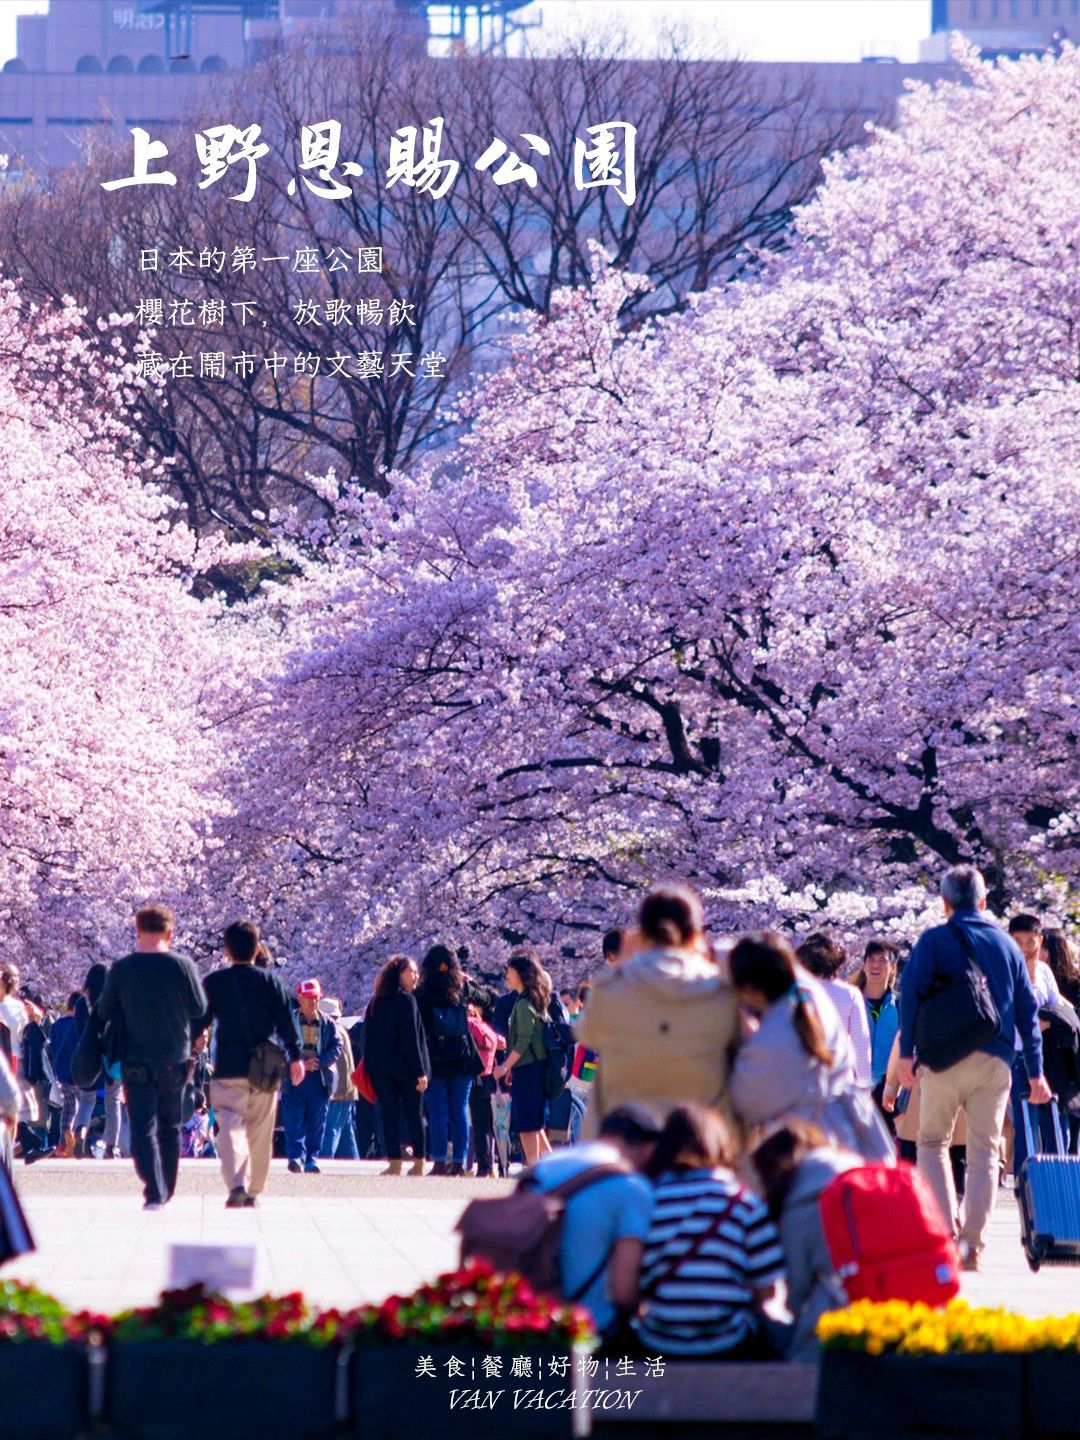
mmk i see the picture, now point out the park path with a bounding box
[4,1159,1075,1316]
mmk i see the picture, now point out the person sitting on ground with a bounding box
[528,1102,660,1350]
[637,1103,786,1360]
[729,933,862,1148]
[574,883,740,1138]
[797,933,873,1090]
[752,1119,861,1361]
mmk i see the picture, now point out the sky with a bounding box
[0,0,932,68]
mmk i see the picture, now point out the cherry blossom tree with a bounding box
[226,43,1080,988]
[0,284,233,987]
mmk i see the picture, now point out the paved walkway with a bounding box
[3,1160,1075,1316]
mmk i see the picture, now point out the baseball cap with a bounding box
[296,978,323,999]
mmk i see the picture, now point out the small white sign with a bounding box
[167,1243,257,1293]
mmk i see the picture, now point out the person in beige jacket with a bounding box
[575,883,740,1139]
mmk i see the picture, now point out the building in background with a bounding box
[922,0,1077,59]
[0,0,961,174]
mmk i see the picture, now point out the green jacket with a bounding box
[508,996,546,1065]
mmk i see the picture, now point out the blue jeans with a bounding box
[321,1100,360,1159]
[281,1073,330,1165]
[1011,1054,1067,1175]
[427,1075,472,1164]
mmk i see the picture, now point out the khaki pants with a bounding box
[210,1077,277,1196]
[917,1050,1011,1256]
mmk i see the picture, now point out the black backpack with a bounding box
[914,922,1000,1073]
[541,996,575,1099]
[430,1003,481,1073]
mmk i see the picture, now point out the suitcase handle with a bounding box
[1021,1095,1067,1158]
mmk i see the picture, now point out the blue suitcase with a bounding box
[1018,1099,1080,1271]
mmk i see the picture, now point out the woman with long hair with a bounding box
[1043,929,1080,1008]
[637,1103,785,1359]
[729,933,878,1155]
[752,1119,860,1359]
[416,944,484,1176]
[363,955,430,1176]
[493,948,552,1163]
[574,882,740,1137]
[796,932,872,1089]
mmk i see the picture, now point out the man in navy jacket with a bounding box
[281,978,342,1174]
[899,864,1050,1270]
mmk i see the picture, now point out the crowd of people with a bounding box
[1,862,1078,1358]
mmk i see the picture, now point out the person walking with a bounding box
[281,978,341,1175]
[72,962,126,1160]
[898,865,1049,1270]
[50,994,81,1157]
[857,941,901,1115]
[1007,913,1063,1176]
[575,884,740,1138]
[493,949,553,1165]
[417,945,484,1176]
[17,994,54,1163]
[466,1001,501,1177]
[199,920,303,1208]
[95,905,209,1211]
[362,955,430,1176]
[319,998,361,1160]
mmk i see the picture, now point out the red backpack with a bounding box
[819,1161,960,1306]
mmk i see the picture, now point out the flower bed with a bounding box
[0,1266,595,1440]
[334,1259,594,1349]
[0,1281,99,1439]
[335,1263,594,1440]
[817,1299,1080,1355]
[816,1301,1080,1440]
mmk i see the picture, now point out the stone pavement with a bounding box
[4,1160,1077,1316]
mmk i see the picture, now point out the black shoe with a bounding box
[287,1159,303,1174]
[24,1146,55,1165]
[304,1161,321,1174]
[103,1147,120,1160]
[242,1194,259,1208]
[430,1161,449,1177]
[226,1187,249,1208]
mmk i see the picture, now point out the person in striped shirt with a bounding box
[637,1104,786,1359]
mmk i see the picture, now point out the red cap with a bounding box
[296,978,322,999]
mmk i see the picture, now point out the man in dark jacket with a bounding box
[96,904,208,1210]
[199,920,303,1208]
[281,978,342,1174]
[898,865,1050,1270]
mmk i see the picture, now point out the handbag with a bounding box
[228,968,288,1093]
[914,921,1000,1073]
[351,1056,377,1105]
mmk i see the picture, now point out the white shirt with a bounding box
[1014,960,1061,1052]
[0,995,27,1050]
[821,978,874,1089]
